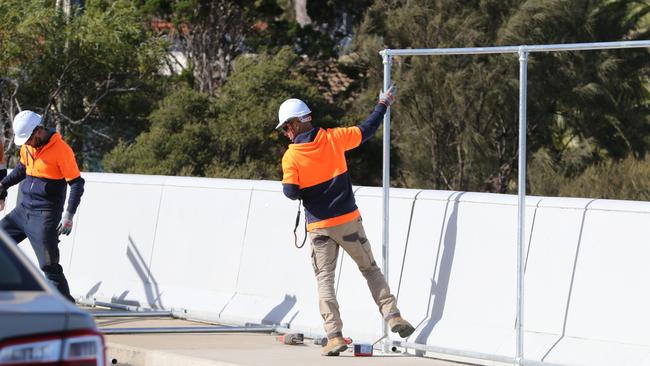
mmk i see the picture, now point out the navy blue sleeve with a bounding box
[0,162,26,200]
[66,176,85,214]
[0,168,6,200]
[357,104,388,143]
[283,183,301,200]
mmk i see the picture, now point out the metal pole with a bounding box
[395,341,566,366]
[77,298,167,313]
[516,48,529,366]
[100,326,274,335]
[381,50,392,351]
[383,40,650,56]
[92,311,173,318]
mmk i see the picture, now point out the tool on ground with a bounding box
[314,336,352,347]
[276,332,304,345]
[353,343,373,356]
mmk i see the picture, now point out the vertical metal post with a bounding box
[381,51,392,350]
[516,48,528,366]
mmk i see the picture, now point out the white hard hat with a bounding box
[277,98,312,129]
[13,110,42,146]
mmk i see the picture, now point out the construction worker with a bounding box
[277,87,415,356]
[0,110,85,303]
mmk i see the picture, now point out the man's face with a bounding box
[25,127,47,148]
[281,119,299,141]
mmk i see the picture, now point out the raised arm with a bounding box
[357,85,397,143]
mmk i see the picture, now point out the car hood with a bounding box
[0,291,96,340]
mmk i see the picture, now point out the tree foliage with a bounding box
[349,0,650,194]
[103,87,214,175]
[105,47,336,179]
[3,0,650,201]
[0,0,166,169]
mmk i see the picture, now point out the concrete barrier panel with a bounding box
[545,337,650,366]
[392,190,456,345]
[414,193,530,356]
[9,171,650,365]
[147,177,254,314]
[67,173,166,306]
[219,181,322,333]
[495,197,589,360]
[544,200,650,365]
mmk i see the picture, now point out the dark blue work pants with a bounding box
[0,204,74,302]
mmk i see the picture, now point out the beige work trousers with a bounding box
[309,217,400,338]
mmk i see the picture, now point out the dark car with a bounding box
[0,229,105,366]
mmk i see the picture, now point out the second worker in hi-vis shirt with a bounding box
[277,86,415,356]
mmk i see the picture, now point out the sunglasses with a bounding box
[26,126,42,143]
[281,121,295,133]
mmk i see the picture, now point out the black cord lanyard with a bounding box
[293,199,307,248]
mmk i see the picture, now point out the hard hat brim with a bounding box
[14,134,30,146]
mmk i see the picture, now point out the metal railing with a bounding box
[378,39,650,366]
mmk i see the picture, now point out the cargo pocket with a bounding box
[309,234,329,273]
[360,239,376,267]
[310,245,318,273]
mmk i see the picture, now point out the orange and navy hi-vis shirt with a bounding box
[1,131,84,213]
[282,103,387,231]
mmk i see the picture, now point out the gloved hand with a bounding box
[379,84,397,107]
[57,211,74,236]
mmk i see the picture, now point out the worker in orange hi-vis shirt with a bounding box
[0,110,85,303]
[276,86,415,357]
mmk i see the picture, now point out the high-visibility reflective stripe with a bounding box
[307,210,360,231]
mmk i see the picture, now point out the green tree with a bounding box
[348,0,650,194]
[137,0,292,95]
[105,47,337,179]
[0,0,166,169]
[207,47,336,179]
[558,155,650,201]
[503,0,650,178]
[103,87,215,175]
[351,0,522,191]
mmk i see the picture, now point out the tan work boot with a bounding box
[321,336,348,356]
[389,316,415,338]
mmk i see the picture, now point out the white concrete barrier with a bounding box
[146,176,254,315]
[4,172,650,366]
[218,180,323,332]
[67,173,165,305]
[542,200,650,366]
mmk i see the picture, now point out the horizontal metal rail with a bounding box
[100,326,275,335]
[396,341,566,366]
[77,298,166,313]
[92,311,173,318]
[381,40,650,56]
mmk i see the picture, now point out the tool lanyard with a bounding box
[294,199,307,248]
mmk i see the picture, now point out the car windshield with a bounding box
[0,243,42,291]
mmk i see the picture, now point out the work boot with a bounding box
[389,316,415,338]
[321,336,348,356]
